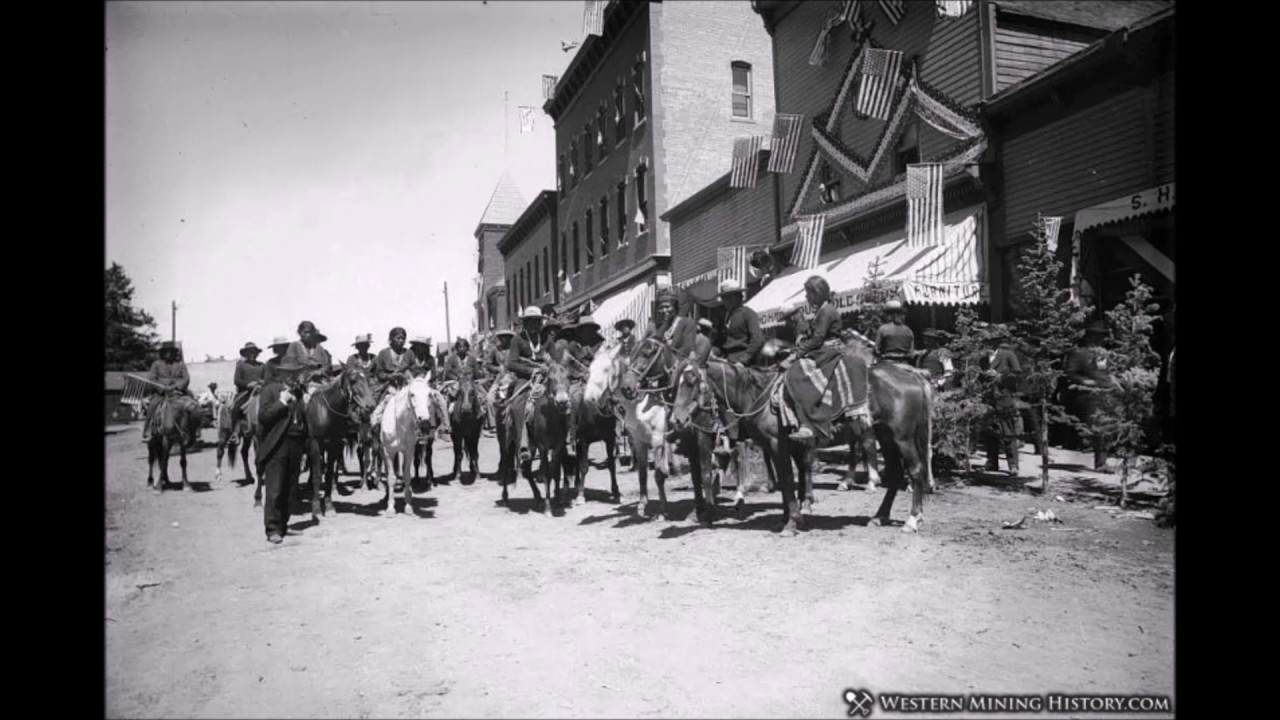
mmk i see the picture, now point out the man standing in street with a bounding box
[256,360,309,544]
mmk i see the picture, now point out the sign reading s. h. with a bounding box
[1131,183,1174,211]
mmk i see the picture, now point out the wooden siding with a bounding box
[669,174,778,283]
[993,16,1098,93]
[772,0,984,223]
[1000,77,1173,246]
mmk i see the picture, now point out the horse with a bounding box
[496,362,572,513]
[661,336,720,527]
[213,395,255,485]
[584,341,677,520]
[563,353,622,506]
[445,378,483,481]
[146,395,203,494]
[345,413,379,490]
[378,376,441,518]
[303,364,376,520]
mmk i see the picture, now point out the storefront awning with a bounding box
[1074,183,1175,234]
[748,206,988,328]
[591,281,654,346]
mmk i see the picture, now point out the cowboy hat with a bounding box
[575,314,600,331]
[698,318,714,330]
[656,287,680,305]
[615,318,636,331]
[240,342,262,356]
[353,333,373,346]
[521,306,544,320]
[494,329,515,339]
[885,300,905,312]
[269,336,291,349]
[409,336,432,347]
[717,279,745,296]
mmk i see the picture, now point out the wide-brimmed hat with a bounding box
[698,318,714,331]
[240,342,262,357]
[717,279,745,297]
[575,314,600,332]
[353,333,373,346]
[409,336,432,347]
[885,300,904,312]
[540,319,563,337]
[615,318,636,332]
[269,336,291,349]
[656,287,679,305]
[494,329,515,339]
[521,306,544,320]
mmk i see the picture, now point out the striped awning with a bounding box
[749,205,987,327]
[590,281,654,346]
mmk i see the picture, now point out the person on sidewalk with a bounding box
[982,330,1024,475]
[256,360,310,544]
[1064,320,1115,472]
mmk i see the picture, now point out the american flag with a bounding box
[808,0,853,67]
[729,136,764,189]
[717,246,749,286]
[878,0,906,25]
[1042,216,1063,253]
[936,0,974,18]
[542,75,558,100]
[518,107,536,135]
[856,48,904,120]
[767,113,804,174]
[583,0,605,37]
[791,214,826,270]
[907,163,945,248]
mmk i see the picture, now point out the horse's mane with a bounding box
[704,358,775,409]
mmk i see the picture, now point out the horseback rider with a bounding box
[717,279,764,366]
[346,334,376,373]
[229,342,265,430]
[263,336,290,379]
[483,329,515,431]
[370,327,417,428]
[141,340,197,445]
[782,276,869,444]
[506,306,550,462]
[615,318,638,358]
[875,300,915,363]
[562,315,604,451]
[282,321,333,405]
[440,338,482,421]
[639,287,698,385]
[409,336,436,377]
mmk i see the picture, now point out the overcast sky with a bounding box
[106,0,581,361]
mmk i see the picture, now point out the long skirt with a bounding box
[783,347,869,441]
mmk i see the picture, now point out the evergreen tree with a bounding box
[1010,215,1088,493]
[851,256,900,337]
[105,263,159,371]
[930,307,998,476]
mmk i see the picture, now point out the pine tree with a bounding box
[1009,215,1088,494]
[930,307,996,476]
[105,263,160,371]
[852,255,900,337]
[1092,275,1162,508]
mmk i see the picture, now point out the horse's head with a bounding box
[620,336,669,399]
[544,361,571,411]
[452,378,477,417]
[341,363,375,413]
[669,357,710,431]
[406,376,435,430]
[583,344,619,404]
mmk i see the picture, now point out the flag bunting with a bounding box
[878,0,906,25]
[767,113,804,174]
[907,163,944,248]
[791,214,826,270]
[518,107,536,134]
[583,0,605,37]
[856,47,904,120]
[730,136,765,189]
[1042,216,1063,253]
[717,246,750,287]
[808,0,854,67]
[542,74,558,100]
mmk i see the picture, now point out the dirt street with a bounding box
[106,427,1174,718]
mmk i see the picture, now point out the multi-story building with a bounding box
[542,0,775,334]
[498,190,560,324]
[734,0,1168,333]
[474,173,527,332]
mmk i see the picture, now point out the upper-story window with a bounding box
[819,160,842,204]
[583,125,593,170]
[543,246,550,295]
[632,53,647,127]
[533,255,541,302]
[614,79,628,144]
[731,62,752,119]
[507,275,514,317]
[560,231,569,277]
[557,155,565,193]
[569,140,578,188]
[893,121,921,178]
[599,196,610,258]
[634,162,649,230]
[572,221,581,274]
[585,209,595,266]
[596,103,609,161]
[615,179,627,246]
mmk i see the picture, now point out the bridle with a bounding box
[317,367,371,420]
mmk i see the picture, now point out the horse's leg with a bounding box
[241,433,255,484]
[215,439,224,483]
[159,436,172,491]
[605,434,621,503]
[771,436,802,537]
[871,424,903,527]
[798,444,814,516]
[688,433,708,526]
[654,444,669,522]
[900,415,931,534]
[538,446,553,516]
[468,426,480,478]
[383,447,398,518]
[452,426,463,480]
[572,437,588,508]
[634,441,650,517]
[147,439,158,492]
[180,438,193,492]
[404,445,417,516]
[861,420,882,489]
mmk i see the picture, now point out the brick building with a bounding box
[474,174,527,332]
[498,190,560,324]
[541,0,775,335]
[730,0,1168,335]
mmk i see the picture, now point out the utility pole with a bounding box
[171,300,178,343]
[443,282,452,344]
[503,90,509,168]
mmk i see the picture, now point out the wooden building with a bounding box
[542,0,775,335]
[498,191,560,324]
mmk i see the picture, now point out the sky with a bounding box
[106,0,583,362]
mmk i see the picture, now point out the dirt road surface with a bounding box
[106,427,1174,718]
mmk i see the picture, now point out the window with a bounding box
[507,275,514,317]
[731,62,752,118]
[599,196,610,257]
[557,155,565,193]
[585,210,595,266]
[596,104,609,161]
[894,121,921,178]
[572,221,580,274]
[534,255,541,301]
[635,163,648,223]
[632,53,647,127]
[561,231,569,277]
[616,180,627,246]
[819,160,842,204]
[569,140,578,188]
[516,268,524,309]
[583,125,593,170]
[614,79,628,144]
[525,262,532,306]
[543,247,550,295]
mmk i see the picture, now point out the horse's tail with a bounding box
[917,376,934,492]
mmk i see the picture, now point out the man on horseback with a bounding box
[370,327,417,429]
[346,334,375,373]
[875,300,916,363]
[282,321,333,405]
[615,318,638,358]
[507,306,549,462]
[230,341,265,431]
[717,279,764,366]
[561,315,603,450]
[142,340,197,445]
[918,329,954,388]
[441,338,482,422]
[640,287,698,380]
[782,276,870,444]
[483,329,515,431]
[409,336,435,377]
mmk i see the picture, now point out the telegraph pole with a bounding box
[171,300,177,342]
[443,282,452,344]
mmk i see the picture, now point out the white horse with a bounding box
[376,376,440,518]
[583,344,678,519]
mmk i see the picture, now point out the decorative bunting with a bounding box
[730,136,765,189]
[856,47,904,120]
[792,214,826,270]
[583,0,605,37]
[936,0,973,18]
[907,163,944,248]
[518,107,536,135]
[767,113,804,174]
[808,0,854,67]
[542,75,558,101]
[878,0,906,25]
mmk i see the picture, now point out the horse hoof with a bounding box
[183,485,194,493]
[903,516,921,534]
[383,509,397,519]
[778,524,799,538]
[873,515,891,527]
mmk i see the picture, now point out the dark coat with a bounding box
[720,305,764,365]
[256,381,307,465]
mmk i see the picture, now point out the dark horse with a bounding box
[564,353,622,507]
[660,337,721,526]
[497,362,571,514]
[303,364,375,520]
[446,378,483,481]
[146,395,203,494]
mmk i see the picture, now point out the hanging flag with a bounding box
[936,0,973,18]
[560,268,573,295]
[518,106,536,134]
[808,0,854,67]
[907,163,944,248]
[878,0,906,25]
[856,48,904,121]
[729,136,764,189]
[583,0,605,37]
[597,125,605,146]
[717,246,750,286]
[634,206,647,233]
[542,74,558,100]
[767,113,804,174]
[791,214,826,270]
[1042,216,1063,253]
